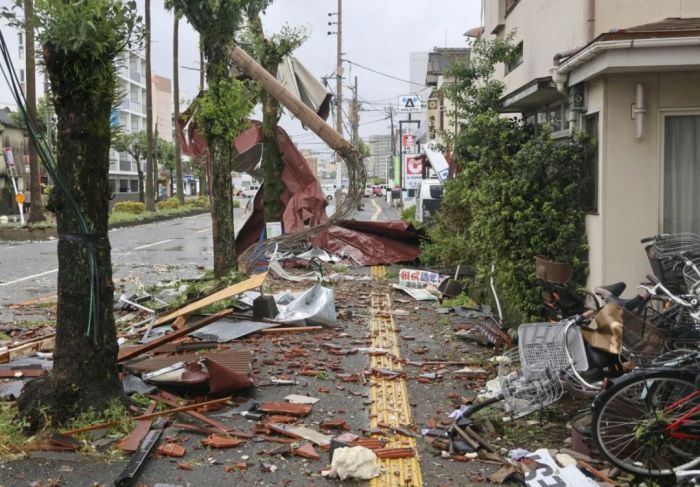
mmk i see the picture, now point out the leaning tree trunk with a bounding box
[209,136,236,276]
[24,0,45,223]
[18,46,122,430]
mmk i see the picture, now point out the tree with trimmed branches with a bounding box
[5,0,141,429]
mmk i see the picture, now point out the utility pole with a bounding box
[145,0,155,211]
[350,76,359,146]
[387,104,395,185]
[173,14,184,205]
[24,0,44,223]
[328,0,343,189]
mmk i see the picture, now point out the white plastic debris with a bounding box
[327,446,381,481]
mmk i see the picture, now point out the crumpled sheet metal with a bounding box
[234,125,328,255]
[311,220,422,266]
[275,284,336,326]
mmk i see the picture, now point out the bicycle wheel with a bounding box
[592,369,700,477]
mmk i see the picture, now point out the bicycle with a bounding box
[591,274,700,480]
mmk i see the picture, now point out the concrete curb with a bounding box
[0,208,210,242]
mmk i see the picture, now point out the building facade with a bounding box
[482,0,700,292]
[367,134,392,182]
[110,50,148,199]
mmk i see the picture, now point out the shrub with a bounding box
[156,198,180,210]
[232,199,240,209]
[401,206,417,226]
[421,35,591,324]
[191,196,210,209]
[112,201,145,214]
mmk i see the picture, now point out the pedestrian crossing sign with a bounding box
[398,95,421,113]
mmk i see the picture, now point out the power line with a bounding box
[345,59,426,88]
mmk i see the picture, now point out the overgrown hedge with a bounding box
[421,36,592,324]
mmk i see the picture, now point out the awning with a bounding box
[499,76,565,113]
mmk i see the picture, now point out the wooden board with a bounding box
[154,272,267,326]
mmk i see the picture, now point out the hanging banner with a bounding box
[392,156,400,187]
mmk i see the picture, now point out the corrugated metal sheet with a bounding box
[122,349,251,375]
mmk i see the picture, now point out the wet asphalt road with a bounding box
[0,196,398,317]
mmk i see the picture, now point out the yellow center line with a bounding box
[369,265,423,487]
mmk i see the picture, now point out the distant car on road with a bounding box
[363,184,373,198]
[371,186,383,197]
[242,184,260,198]
[416,179,443,224]
[322,184,336,200]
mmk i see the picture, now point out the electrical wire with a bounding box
[345,59,427,88]
[0,29,100,341]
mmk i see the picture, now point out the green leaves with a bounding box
[194,78,254,140]
[422,35,592,324]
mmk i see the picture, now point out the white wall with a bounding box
[594,71,700,292]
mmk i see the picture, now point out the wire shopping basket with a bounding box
[497,321,589,419]
[645,233,700,293]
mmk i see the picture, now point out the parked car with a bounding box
[242,184,260,198]
[363,184,373,198]
[415,179,443,224]
[322,184,336,200]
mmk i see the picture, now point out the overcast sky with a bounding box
[147,1,482,160]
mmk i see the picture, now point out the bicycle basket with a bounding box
[497,347,564,419]
[645,233,700,293]
[682,257,700,294]
[517,322,589,381]
[621,307,667,361]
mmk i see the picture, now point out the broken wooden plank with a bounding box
[0,335,56,364]
[61,396,231,436]
[117,402,157,452]
[154,272,267,326]
[149,392,231,433]
[117,310,233,363]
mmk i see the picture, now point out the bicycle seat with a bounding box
[594,282,626,298]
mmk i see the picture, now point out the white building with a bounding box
[482,0,700,293]
[367,134,392,182]
[110,50,148,198]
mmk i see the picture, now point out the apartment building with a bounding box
[367,134,392,181]
[425,48,469,146]
[482,0,700,292]
[110,50,148,198]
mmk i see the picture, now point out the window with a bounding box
[119,179,130,193]
[19,69,24,83]
[505,42,523,74]
[505,0,521,15]
[130,179,139,193]
[663,115,700,233]
[584,113,599,213]
[17,32,24,59]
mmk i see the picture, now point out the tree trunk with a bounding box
[24,0,44,223]
[173,15,184,205]
[261,90,283,222]
[144,0,155,211]
[209,137,235,276]
[18,46,122,430]
[137,161,145,203]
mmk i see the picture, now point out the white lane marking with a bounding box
[371,198,382,221]
[134,239,174,250]
[0,268,58,287]
[196,228,210,233]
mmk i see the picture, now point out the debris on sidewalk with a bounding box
[324,446,381,480]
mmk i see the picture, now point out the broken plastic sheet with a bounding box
[275,284,336,326]
[392,284,438,301]
[296,247,338,263]
[525,449,597,487]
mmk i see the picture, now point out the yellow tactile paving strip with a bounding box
[369,265,423,487]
